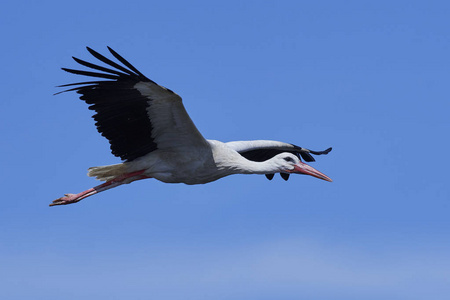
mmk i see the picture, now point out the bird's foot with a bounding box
[49,194,86,206]
[50,194,81,206]
[49,170,150,207]
[49,188,96,207]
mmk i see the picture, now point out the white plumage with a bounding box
[51,47,332,206]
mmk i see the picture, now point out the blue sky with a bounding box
[1,1,449,299]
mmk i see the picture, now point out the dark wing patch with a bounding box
[265,174,274,180]
[239,148,305,162]
[58,47,163,161]
[280,173,290,181]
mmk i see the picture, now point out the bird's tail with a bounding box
[88,163,127,181]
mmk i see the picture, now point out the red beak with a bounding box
[289,161,332,182]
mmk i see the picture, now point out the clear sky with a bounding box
[1,1,449,299]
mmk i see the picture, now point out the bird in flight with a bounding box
[51,47,332,206]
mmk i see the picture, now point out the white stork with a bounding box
[51,47,332,206]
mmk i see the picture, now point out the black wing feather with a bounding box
[86,47,138,77]
[240,146,332,163]
[58,47,158,161]
[239,148,304,162]
[265,174,274,180]
[280,173,290,181]
[71,56,125,76]
[299,152,315,162]
[309,147,332,155]
[61,68,120,80]
[107,46,148,79]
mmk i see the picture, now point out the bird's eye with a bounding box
[283,157,294,162]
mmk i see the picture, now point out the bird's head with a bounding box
[273,153,332,182]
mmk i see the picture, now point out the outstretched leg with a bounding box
[50,170,151,206]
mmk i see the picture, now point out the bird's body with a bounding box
[51,47,332,206]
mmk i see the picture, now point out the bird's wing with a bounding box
[226,140,332,162]
[58,47,209,161]
[226,140,332,181]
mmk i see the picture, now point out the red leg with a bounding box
[50,170,151,206]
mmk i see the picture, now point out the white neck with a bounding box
[208,140,285,175]
[220,155,281,175]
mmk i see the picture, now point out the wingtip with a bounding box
[107,46,118,56]
[86,46,98,56]
[280,173,290,181]
[300,152,315,162]
[265,174,274,180]
[309,147,333,156]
